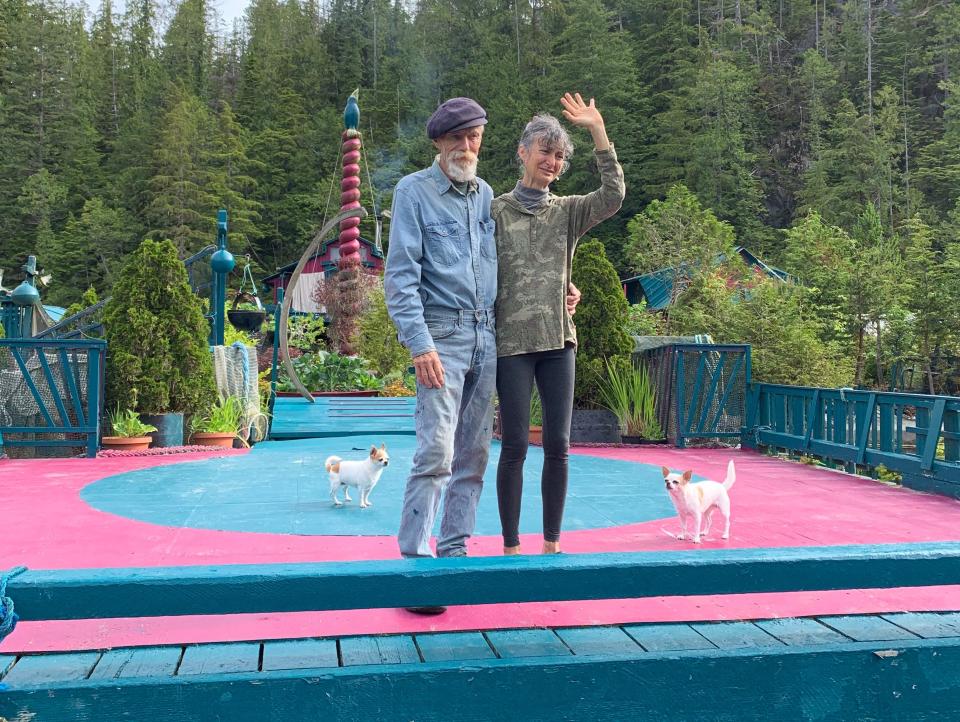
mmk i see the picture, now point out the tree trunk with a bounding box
[874,318,884,390]
[866,0,873,116]
[854,323,866,387]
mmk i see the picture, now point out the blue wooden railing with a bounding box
[0,338,105,458]
[744,383,960,498]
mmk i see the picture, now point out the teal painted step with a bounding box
[2,633,960,721]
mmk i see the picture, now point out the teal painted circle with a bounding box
[81,438,678,536]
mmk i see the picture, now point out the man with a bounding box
[385,98,497,610]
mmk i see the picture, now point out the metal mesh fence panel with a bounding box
[638,344,750,447]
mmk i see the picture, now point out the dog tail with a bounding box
[723,459,736,490]
[325,455,341,472]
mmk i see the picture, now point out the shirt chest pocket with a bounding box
[479,218,496,260]
[424,221,466,267]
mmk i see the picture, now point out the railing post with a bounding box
[208,210,235,346]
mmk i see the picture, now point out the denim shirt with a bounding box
[385,159,497,357]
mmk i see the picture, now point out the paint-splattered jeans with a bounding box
[397,308,496,558]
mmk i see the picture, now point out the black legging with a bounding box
[496,344,575,548]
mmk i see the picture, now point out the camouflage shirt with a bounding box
[492,146,625,358]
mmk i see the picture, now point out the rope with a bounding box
[0,566,27,643]
[360,127,382,253]
[752,424,773,447]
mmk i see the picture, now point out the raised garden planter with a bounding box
[275,390,380,398]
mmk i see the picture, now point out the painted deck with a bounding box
[1,439,959,655]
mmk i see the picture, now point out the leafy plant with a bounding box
[874,464,903,483]
[190,394,245,434]
[276,351,383,392]
[107,407,158,438]
[287,314,327,353]
[223,323,256,348]
[597,358,663,439]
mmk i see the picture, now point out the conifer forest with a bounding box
[2,0,959,390]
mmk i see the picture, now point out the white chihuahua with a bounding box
[661,460,736,543]
[325,444,389,508]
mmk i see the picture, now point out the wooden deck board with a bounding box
[621,623,716,652]
[485,629,571,659]
[340,635,419,666]
[90,646,181,679]
[691,621,784,649]
[415,632,496,662]
[178,642,259,676]
[261,639,339,671]
[554,626,643,657]
[881,611,960,638]
[818,614,922,642]
[754,618,848,646]
[2,651,99,685]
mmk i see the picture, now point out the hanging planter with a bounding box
[227,308,266,333]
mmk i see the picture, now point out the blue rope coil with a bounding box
[0,566,28,643]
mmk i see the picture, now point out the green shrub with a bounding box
[103,238,216,414]
[571,239,633,408]
[355,284,411,378]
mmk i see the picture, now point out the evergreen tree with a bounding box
[145,86,221,256]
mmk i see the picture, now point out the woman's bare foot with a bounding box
[503,545,522,555]
[542,541,561,554]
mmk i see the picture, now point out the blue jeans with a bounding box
[397,308,497,558]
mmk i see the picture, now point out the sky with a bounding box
[210,0,249,30]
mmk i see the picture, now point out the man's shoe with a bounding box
[405,606,447,615]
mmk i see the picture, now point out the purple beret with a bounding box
[426,97,488,140]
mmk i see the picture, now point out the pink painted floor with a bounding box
[2,447,959,653]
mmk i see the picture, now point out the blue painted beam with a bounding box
[10,543,960,622]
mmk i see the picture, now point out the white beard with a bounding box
[439,152,478,183]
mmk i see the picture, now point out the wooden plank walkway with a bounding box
[2,613,959,720]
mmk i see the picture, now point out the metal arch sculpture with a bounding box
[278,207,367,403]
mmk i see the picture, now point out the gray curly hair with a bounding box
[517,113,574,176]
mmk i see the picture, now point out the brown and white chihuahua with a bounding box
[662,460,735,543]
[325,444,389,508]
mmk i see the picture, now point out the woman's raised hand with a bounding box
[560,93,603,130]
[560,92,610,150]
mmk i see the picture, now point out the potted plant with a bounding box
[569,239,634,442]
[103,239,216,447]
[189,394,246,447]
[598,359,664,443]
[101,407,158,452]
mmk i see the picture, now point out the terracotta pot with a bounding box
[528,425,543,445]
[190,432,237,448]
[101,436,153,452]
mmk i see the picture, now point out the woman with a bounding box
[493,92,625,555]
